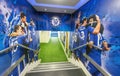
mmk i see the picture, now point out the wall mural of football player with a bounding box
[72,12,110,76]
[0,0,40,75]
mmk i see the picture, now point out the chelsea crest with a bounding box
[51,16,61,26]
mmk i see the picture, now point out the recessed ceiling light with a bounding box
[44,8,47,11]
[64,10,67,13]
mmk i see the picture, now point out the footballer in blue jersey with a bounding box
[9,35,27,76]
[77,16,101,65]
[20,12,33,62]
[72,30,80,60]
[8,25,26,64]
[78,24,94,65]
[87,33,105,76]
[86,15,110,76]
[28,19,36,62]
[9,25,34,75]
[9,36,19,64]
[8,25,25,76]
[89,15,110,51]
[29,19,36,49]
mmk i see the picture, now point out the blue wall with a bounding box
[73,0,120,76]
[0,0,40,74]
[0,0,74,35]
[35,12,73,31]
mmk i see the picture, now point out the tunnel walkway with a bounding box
[25,62,86,76]
[26,37,87,76]
[38,37,67,63]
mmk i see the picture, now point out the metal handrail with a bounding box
[92,45,103,50]
[83,53,111,76]
[1,44,40,76]
[0,44,39,55]
[72,43,103,51]
[72,43,89,51]
[3,55,25,76]
[71,43,111,76]
[0,44,18,54]
[18,44,35,52]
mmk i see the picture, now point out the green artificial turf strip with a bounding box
[38,37,68,63]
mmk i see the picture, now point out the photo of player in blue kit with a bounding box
[88,15,110,50]
[86,15,110,76]
[9,25,23,65]
[72,23,81,60]
[28,19,36,62]
[72,12,111,76]
[75,13,101,66]
[8,25,25,76]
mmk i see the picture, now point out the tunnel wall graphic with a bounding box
[71,0,120,76]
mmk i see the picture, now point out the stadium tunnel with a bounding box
[0,0,120,76]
